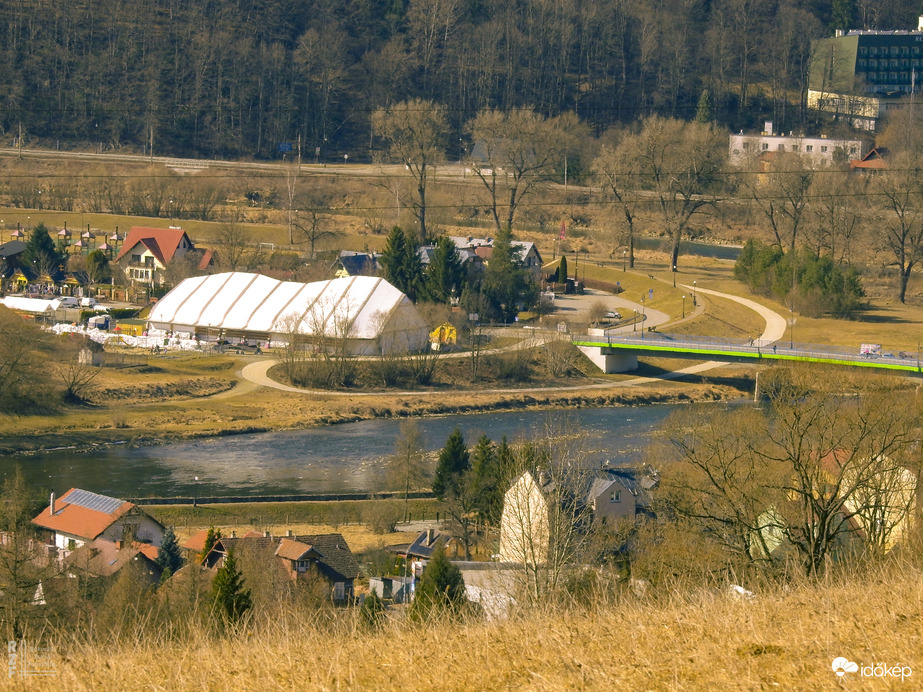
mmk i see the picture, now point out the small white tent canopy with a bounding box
[147,272,428,355]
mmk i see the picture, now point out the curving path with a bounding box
[236,285,787,396]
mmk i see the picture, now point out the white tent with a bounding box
[147,272,429,355]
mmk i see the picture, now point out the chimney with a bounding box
[49,492,55,515]
[264,530,271,538]
[426,528,434,545]
[231,530,237,538]
[287,530,293,537]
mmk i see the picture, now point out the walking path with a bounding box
[235,285,787,396]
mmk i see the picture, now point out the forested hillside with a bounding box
[1,0,919,161]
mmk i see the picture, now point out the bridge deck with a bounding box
[572,333,923,375]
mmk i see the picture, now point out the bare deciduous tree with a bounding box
[466,108,588,234]
[372,99,448,242]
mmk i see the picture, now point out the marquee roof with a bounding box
[147,272,424,341]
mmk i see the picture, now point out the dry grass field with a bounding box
[11,562,921,690]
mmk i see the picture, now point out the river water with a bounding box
[2,405,685,498]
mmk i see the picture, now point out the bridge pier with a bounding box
[577,345,639,373]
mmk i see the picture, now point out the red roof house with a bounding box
[114,227,196,285]
[32,488,165,555]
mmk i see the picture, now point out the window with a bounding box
[869,59,877,68]
[131,253,142,263]
[792,145,799,151]
[870,46,878,56]
[858,59,867,69]
[849,146,857,154]
[891,59,899,68]
[806,145,813,152]
[762,143,769,150]
[901,46,909,56]
[859,47,867,56]
[610,490,621,503]
[67,539,76,551]
[296,560,309,572]
[821,146,828,153]
[891,46,899,56]
[778,144,785,151]
[742,142,750,150]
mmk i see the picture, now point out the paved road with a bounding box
[235,284,784,395]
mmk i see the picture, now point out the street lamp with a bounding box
[672,264,677,288]
[622,250,627,272]
[693,280,697,305]
[633,309,637,331]
[640,297,645,337]
[682,295,686,319]
[193,476,199,508]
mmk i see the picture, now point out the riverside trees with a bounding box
[657,370,921,577]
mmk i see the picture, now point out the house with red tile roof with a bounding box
[203,532,359,600]
[64,537,164,584]
[114,226,196,286]
[32,488,165,555]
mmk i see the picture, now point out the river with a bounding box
[2,405,687,499]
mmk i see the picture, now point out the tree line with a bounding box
[3,0,919,161]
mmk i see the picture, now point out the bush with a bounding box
[363,501,403,534]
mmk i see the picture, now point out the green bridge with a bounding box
[570,333,923,376]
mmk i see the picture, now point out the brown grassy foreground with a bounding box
[13,564,921,690]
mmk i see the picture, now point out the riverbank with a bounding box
[0,365,750,456]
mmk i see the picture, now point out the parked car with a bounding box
[604,310,622,320]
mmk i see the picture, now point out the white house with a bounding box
[31,488,164,555]
[729,127,872,168]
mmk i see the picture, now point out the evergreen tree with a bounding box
[695,89,714,123]
[469,435,502,524]
[85,249,111,284]
[410,545,466,620]
[425,235,466,302]
[831,0,855,32]
[24,223,65,277]
[482,227,536,321]
[155,526,183,575]
[556,255,568,283]
[379,226,424,301]
[211,549,251,625]
[199,527,221,563]
[433,428,470,499]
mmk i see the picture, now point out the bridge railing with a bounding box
[571,331,922,368]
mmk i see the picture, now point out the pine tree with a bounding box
[24,223,65,277]
[156,526,183,575]
[380,226,424,301]
[556,255,568,283]
[410,545,466,620]
[199,527,221,563]
[85,249,111,284]
[482,226,535,321]
[425,235,466,302]
[211,549,251,625]
[695,89,714,124]
[470,435,504,526]
[433,428,470,499]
